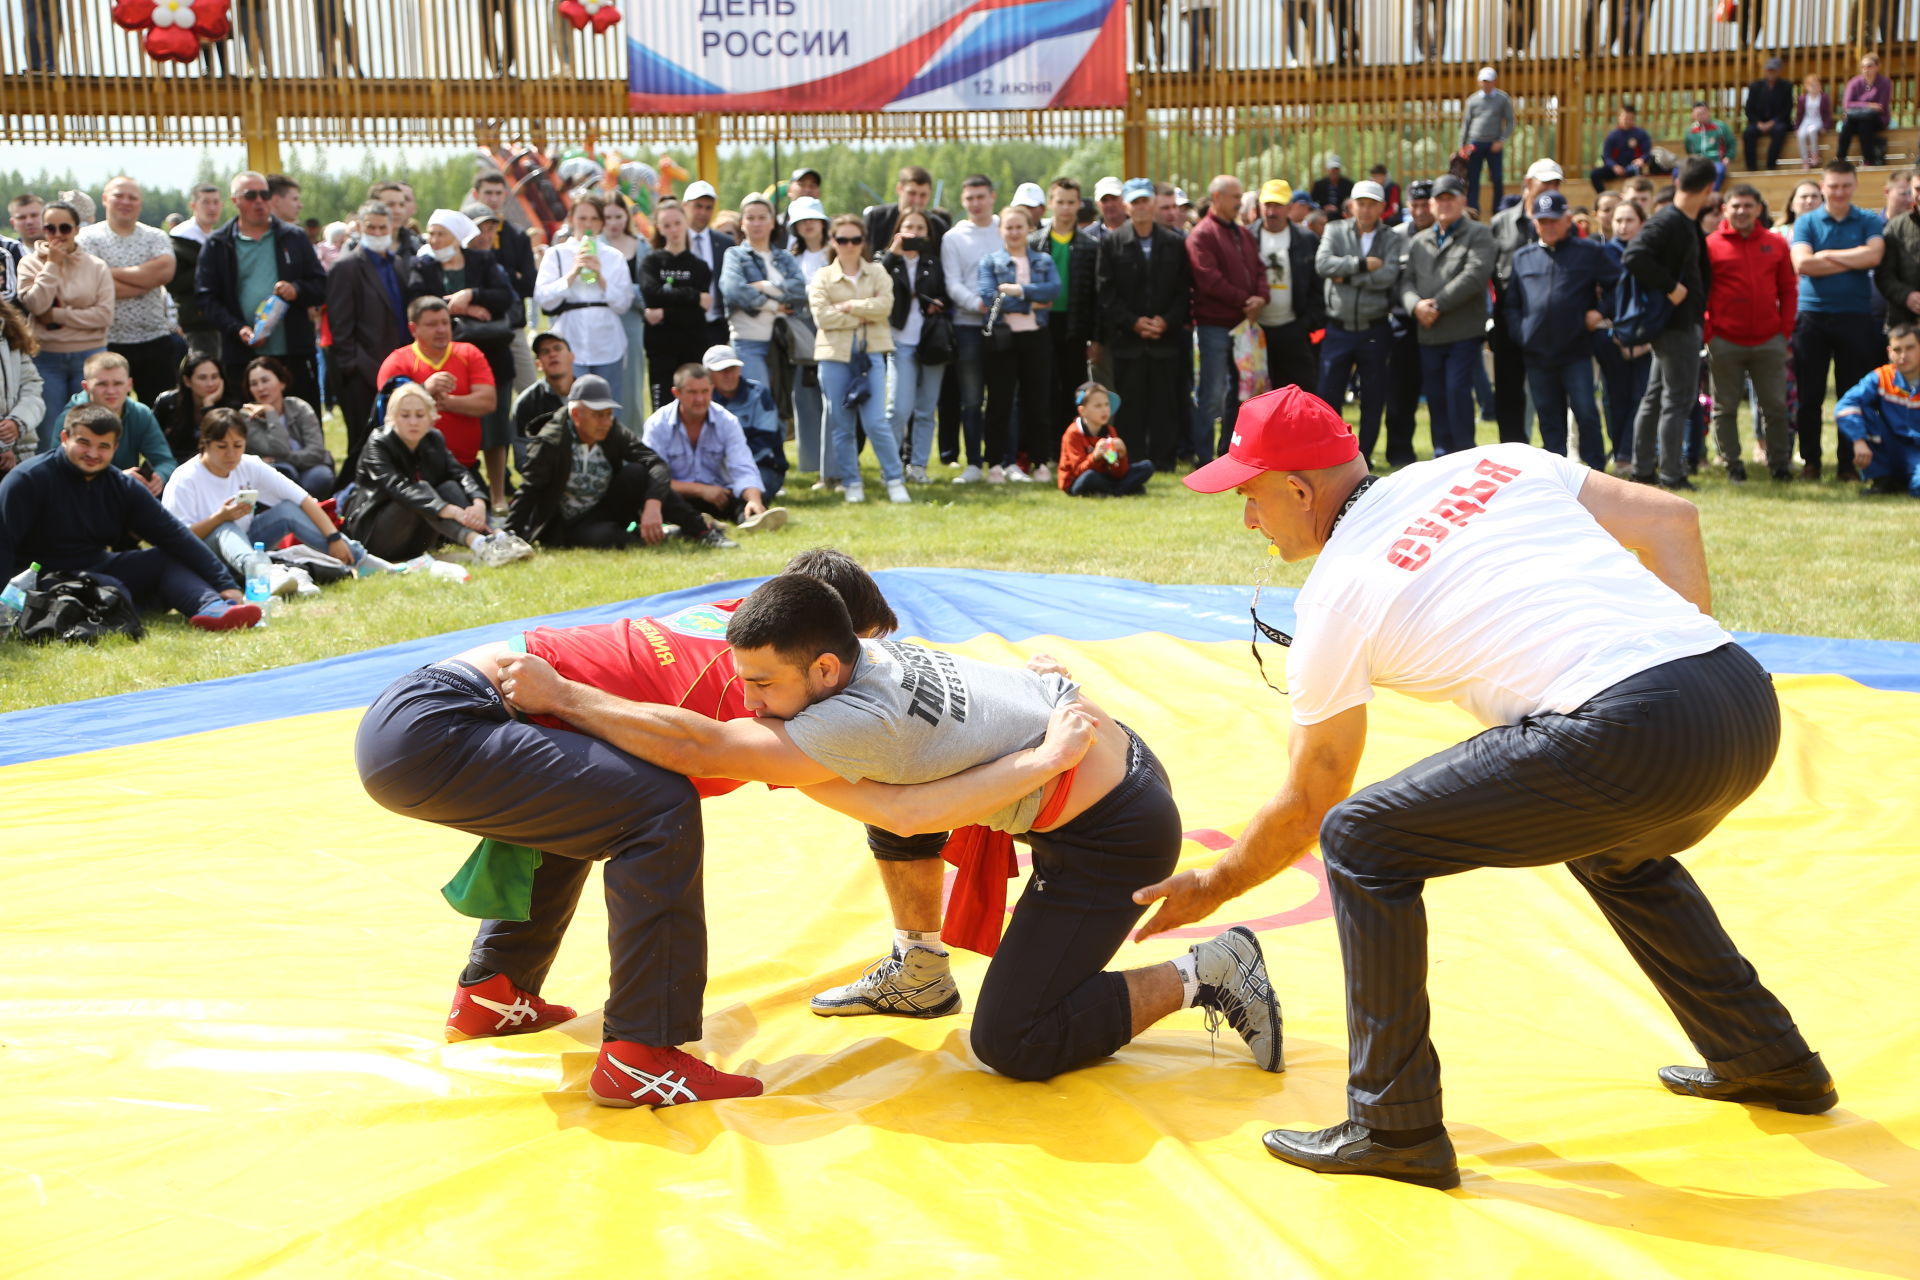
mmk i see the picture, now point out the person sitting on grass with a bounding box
[241,356,336,499]
[48,350,174,496]
[640,363,786,535]
[163,407,395,583]
[702,343,787,501]
[341,381,532,568]
[508,374,735,550]
[151,353,243,465]
[0,404,260,630]
[1057,382,1153,497]
[1836,321,1920,497]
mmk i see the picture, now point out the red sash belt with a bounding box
[938,766,1078,957]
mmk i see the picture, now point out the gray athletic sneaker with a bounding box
[810,946,963,1018]
[1191,926,1284,1071]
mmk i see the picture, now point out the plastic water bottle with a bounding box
[578,234,600,287]
[244,542,273,627]
[0,561,40,636]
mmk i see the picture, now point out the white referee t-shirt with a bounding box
[1286,443,1732,729]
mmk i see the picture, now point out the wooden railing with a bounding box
[0,0,1911,180]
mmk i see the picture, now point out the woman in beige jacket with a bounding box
[809,214,907,504]
[16,200,115,443]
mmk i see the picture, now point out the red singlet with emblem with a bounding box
[520,599,748,799]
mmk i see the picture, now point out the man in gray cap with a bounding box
[507,373,736,549]
[1744,58,1794,173]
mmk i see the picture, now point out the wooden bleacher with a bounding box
[1587,127,1917,213]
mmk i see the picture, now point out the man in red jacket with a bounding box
[1187,175,1265,465]
[1706,183,1798,481]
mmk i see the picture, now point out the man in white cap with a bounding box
[702,342,787,501]
[1013,181,1047,229]
[681,180,733,348]
[1315,178,1405,465]
[1487,157,1565,443]
[1089,176,1130,240]
[1310,155,1354,221]
[1146,383,1831,1189]
[1458,66,1515,213]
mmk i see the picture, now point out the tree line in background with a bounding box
[0,137,1126,231]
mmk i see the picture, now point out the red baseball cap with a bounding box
[1183,385,1360,493]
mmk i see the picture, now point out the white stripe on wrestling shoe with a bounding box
[471,993,541,1030]
[602,1057,701,1106]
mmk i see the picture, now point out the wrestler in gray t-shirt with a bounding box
[783,639,1080,833]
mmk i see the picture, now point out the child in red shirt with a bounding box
[1057,382,1154,496]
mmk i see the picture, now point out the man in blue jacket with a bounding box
[1836,322,1920,496]
[1589,103,1656,197]
[1504,191,1622,468]
[0,405,260,629]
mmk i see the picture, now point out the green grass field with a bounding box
[2,404,1916,716]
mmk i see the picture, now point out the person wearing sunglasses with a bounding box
[15,200,114,448]
[1159,384,1829,1191]
[807,214,908,504]
[192,171,327,415]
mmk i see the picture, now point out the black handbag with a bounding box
[14,570,145,644]
[774,311,818,366]
[452,316,514,348]
[1844,106,1883,128]
[918,310,956,366]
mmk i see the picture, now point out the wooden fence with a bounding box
[0,0,1912,182]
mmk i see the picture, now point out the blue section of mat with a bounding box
[3,568,1917,767]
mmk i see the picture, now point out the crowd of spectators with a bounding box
[3,64,1919,632]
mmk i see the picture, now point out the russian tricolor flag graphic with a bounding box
[625,0,1127,113]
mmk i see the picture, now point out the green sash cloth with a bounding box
[439,634,541,920]
[442,839,543,921]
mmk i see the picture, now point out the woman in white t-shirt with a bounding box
[533,194,635,393]
[163,407,387,579]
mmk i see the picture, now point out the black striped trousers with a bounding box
[1320,643,1814,1128]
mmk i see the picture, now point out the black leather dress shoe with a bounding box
[1657,1053,1837,1114]
[1261,1120,1460,1190]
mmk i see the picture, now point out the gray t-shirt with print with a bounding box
[784,639,1079,833]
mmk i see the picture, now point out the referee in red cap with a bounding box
[1134,384,1832,1189]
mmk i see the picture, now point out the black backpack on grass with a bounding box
[14,570,145,644]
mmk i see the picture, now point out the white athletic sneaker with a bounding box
[905,464,929,484]
[986,465,1006,484]
[471,532,518,567]
[952,465,985,485]
[735,506,788,535]
[886,480,911,504]
[1005,463,1033,483]
[810,947,962,1018]
[1031,463,1053,484]
[266,565,300,598]
[810,478,843,493]
[844,483,866,504]
[1191,926,1284,1072]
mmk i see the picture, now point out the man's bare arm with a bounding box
[1578,468,1711,613]
[497,653,840,786]
[1132,704,1367,941]
[800,703,1097,834]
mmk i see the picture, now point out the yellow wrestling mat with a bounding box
[3,575,1916,1278]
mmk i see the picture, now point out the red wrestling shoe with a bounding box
[588,1041,765,1108]
[444,972,578,1042]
